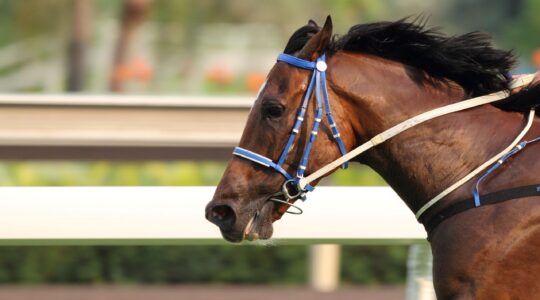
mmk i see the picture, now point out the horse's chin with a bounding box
[242,201,274,241]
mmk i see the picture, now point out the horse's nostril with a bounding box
[209,205,236,231]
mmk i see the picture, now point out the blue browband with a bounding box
[233,53,348,195]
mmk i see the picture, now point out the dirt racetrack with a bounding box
[0,285,405,300]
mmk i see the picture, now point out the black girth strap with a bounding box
[421,184,540,233]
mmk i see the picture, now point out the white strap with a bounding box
[299,74,535,189]
[415,108,536,219]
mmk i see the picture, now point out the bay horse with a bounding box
[206,16,540,299]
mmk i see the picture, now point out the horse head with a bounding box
[205,16,355,242]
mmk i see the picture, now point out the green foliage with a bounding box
[327,164,387,186]
[341,246,407,285]
[0,245,407,285]
[0,0,70,47]
[0,160,385,187]
[0,161,227,186]
[502,0,540,59]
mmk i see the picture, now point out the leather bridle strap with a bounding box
[422,184,540,234]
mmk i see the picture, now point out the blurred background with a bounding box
[0,0,538,299]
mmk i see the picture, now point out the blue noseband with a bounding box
[232,53,348,203]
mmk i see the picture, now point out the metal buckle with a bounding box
[282,179,303,199]
[267,179,306,215]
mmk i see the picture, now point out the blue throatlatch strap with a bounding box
[474,135,540,207]
[232,52,348,195]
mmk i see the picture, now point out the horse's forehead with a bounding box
[263,63,306,95]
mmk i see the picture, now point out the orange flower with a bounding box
[532,48,540,69]
[206,64,234,85]
[246,72,266,94]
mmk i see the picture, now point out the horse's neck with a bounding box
[368,106,526,211]
[328,53,526,212]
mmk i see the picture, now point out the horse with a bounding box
[205,16,540,299]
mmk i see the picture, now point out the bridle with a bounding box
[232,53,349,214]
[233,52,537,219]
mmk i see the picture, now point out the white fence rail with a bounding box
[0,186,425,243]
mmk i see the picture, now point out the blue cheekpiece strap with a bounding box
[233,52,352,198]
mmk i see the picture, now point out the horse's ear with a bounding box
[298,15,333,61]
[307,19,318,28]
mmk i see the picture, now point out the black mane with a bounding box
[329,18,516,97]
[284,18,539,114]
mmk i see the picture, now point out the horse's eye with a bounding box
[263,104,285,120]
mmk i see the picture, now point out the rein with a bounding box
[233,52,537,220]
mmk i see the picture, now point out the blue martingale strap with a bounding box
[474,135,540,207]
